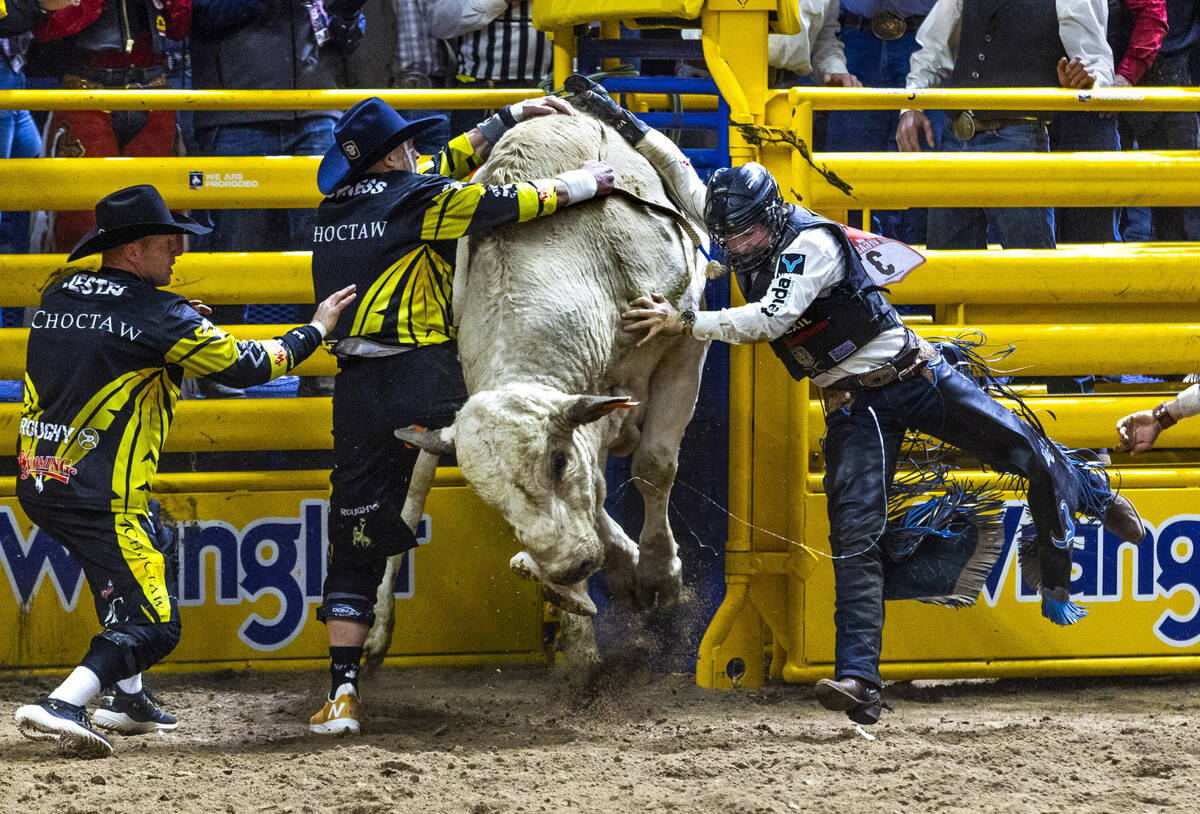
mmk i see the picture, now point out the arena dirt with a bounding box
[1,662,1197,813]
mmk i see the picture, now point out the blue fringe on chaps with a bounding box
[820,349,1112,689]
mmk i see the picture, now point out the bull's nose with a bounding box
[554,559,595,586]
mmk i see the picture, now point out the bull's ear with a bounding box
[561,395,639,429]
[394,424,456,455]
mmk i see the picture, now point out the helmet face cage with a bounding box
[705,164,788,273]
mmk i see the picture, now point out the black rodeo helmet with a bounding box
[704,162,788,273]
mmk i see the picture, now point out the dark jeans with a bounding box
[824,27,944,244]
[193,117,335,323]
[927,122,1055,249]
[821,352,1088,687]
[1117,51,1200,241]
[1048,111,1120,243]
[194,117,336,253]
[0,60,39,246]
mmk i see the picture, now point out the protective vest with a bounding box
[742,208,902,381]
[948,0,1064,121]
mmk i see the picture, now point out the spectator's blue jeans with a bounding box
[193,117,335,324]
[1048,111,1120,243]
[1117,51,1200,242]
[824,28,944,244]
[822,352,1091,687]
[927,122,1055,249]
[193,117,336,252]
[0,60,40,248]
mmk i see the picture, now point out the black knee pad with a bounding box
[316,592,376,627]
[85,619,181,682]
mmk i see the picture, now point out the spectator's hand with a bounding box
[188,299,213,318]
[823,72,863,88]
[583,159,615,196]
[508,96,574,122]
[1116,409,1163,454]
[312,284,357,336]
[896,110,935,152]
[40,0,81,9]
[1113,74,1134,88]
[1057,57,1097,89]
[621,292,682,347]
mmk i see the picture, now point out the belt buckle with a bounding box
[870,10,906,40]
[860,364,897,389]
[951,110,976,141]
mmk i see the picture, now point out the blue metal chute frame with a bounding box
[578,33,733,671]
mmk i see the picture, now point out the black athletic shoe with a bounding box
[815,677,892,725]
[15,696,113,758]
[93,688,178,735]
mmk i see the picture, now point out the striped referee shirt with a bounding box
[426,0,551,84]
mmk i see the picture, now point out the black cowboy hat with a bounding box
[68,184,211,262]
[318,96,446,195]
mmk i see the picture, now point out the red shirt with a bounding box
[1119,0,1168,84]
[36,0,191,69]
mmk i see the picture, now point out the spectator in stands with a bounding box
[768,0,861,89]
[387,0,450,152]
[1,0,79,35]
[426,0,551,135]
[12,183,355,758]
[1117,385,1200,452]
[896,0,1114,250]
[0,32,41,253]
[824,0,939,243]
[335,0,449,153]
[306,95,614,736]
[1050,0,1166,243]
[188,0,366,398]
[32,0,190,252]
[1117,0,1200,241]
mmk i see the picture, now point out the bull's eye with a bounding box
[551,450,568,481]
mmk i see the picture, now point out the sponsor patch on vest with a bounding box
[778,253,806,275]
[791,346,815,368]
[829,339,857,362]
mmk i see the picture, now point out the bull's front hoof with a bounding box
[635,555,684,609]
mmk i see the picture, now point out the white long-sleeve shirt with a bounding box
[692,228,907,386]
[634,130,906,386]
[767,0,849,78]
[906,0,1115,90]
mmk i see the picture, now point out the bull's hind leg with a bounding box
[630,339,708,609]
[364,449,439,670]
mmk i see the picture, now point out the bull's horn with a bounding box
[509,552,598,616]
[394,425,456,456]
[560,395,639,429]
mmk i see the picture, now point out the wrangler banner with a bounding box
[0,485,546,671]
[800,490,1200,672]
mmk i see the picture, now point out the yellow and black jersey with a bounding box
[312,131,563,348]
[18,267,323,514]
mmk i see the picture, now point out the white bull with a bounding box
[365,110,708,662]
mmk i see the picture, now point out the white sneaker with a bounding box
[308,683,360,735]
[93,688,179,735]
[15,696,113,758]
